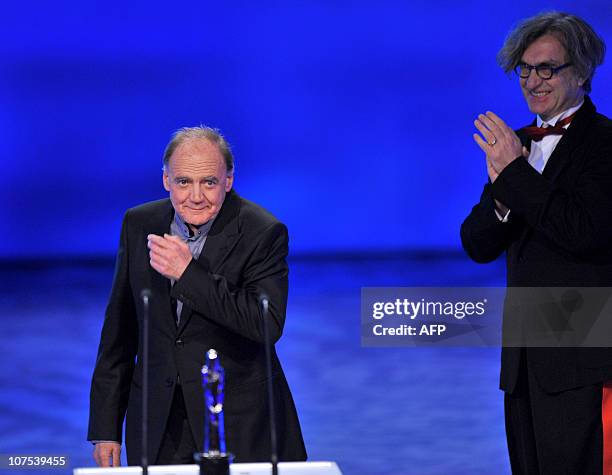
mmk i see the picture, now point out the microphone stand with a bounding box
[260,296,278,475]
[140,289,152,475]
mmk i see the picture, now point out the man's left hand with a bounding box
[473,111,527,182]
[147,234,192,280]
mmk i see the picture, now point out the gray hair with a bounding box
[162,126,234,173]
[497,12,606,93]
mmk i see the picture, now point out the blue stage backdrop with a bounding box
[2,1,611,258]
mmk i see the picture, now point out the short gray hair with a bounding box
[162,126,234,173]
[497,12,606,93]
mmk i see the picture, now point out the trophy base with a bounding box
[194,452,231,475]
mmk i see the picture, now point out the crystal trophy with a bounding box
[194,349,232,475]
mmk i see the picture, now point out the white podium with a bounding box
[73,461,342,475]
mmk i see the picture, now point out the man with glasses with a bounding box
[461,12,612,474]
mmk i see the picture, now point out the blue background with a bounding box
[2,0,611,258]
[1,2,611,474]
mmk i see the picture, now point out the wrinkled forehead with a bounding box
[168,138,226,173]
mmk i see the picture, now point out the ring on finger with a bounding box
[488,137,497,146]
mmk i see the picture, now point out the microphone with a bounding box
[260,295,278,475]
[140,289,152,475]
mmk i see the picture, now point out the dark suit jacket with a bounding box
[88,189,307,464]
[461,96,612,393]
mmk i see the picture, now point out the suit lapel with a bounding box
[541,96,595,182]
[145,200,177,334]
[198,190,242,272]
[513,97,596,256]
[177,190,242,334]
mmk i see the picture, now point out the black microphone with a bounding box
[140,289,152,475]
[260,295,278,475]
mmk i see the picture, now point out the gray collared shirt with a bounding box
[170,212,214,324]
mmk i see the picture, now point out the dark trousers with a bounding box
[505,354,603,474]
[156,385,198,465]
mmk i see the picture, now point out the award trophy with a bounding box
[194,349,232,475]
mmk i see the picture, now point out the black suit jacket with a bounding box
[88,189,307,464]
[461,96,612,393]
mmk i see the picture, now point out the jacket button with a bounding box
[165,377,174,387]
[175,338,184,347]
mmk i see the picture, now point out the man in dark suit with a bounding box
[461,12,612,474]
[88,126,306,467]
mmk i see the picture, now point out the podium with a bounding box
[73,462,343,475]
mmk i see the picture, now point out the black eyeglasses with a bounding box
[514,62,572,80]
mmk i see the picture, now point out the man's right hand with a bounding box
[93,442,121,467]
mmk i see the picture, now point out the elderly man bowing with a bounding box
[461,12,612,474]
[88,126,306,467]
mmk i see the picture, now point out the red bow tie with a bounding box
[523,113,576,142]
